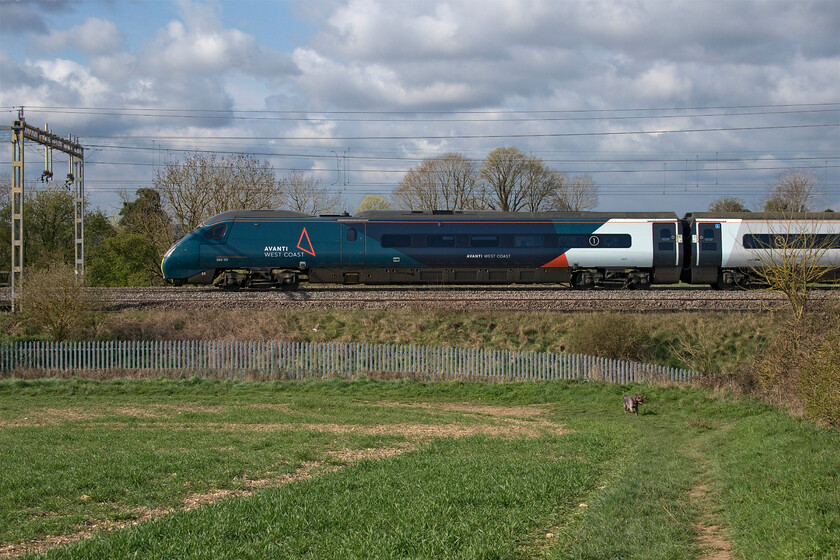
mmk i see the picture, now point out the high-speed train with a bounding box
[160,210,840,290]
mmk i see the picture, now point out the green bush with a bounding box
[86,233,162,286]
[564,312,654,362]
[798,321,840,427]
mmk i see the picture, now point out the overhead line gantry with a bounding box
[10,110,85,312]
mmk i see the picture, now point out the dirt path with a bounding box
[684,427,736,560]
[689,483,735,560]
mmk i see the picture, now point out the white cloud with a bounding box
[632,64,692,101]
[41,18,124,55]
[33,58,109,99]
[1,0,836,213]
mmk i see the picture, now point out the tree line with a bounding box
[0,147,829,287]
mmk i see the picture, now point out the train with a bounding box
[160,210,840,290]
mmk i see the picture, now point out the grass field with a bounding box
[1,378,838,559]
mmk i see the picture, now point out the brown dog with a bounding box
[623,394,643,414]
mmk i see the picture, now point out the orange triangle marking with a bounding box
[297,228,316,257]
[542,253,569,268]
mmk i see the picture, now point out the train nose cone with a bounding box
[161,246,180,279]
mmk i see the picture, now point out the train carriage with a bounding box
[683,212,840,289]
[161,210,683,290]
[160,209,838,290]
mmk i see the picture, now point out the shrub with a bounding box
[564,312,654,362]
[17,264,100,341]
[749,312,840,426]
[797,320,840,427]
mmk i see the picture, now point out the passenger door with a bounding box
[652,222,679,267]
[341,223,365,266]
[695,222,722,267]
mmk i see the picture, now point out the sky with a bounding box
[1,0,838,216]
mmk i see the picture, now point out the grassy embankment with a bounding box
[0,378,837,559]
[1,308,781,374]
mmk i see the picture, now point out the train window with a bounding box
[204,223,227,241]
[601,235,631,248]
[743,233,840,249]
[347,228,358,242]
[382,234,411,248]
[427,235,456,248]
[470,235,499,248]
[658,228,674,251]
[700,228,717,251]
[514,235,543,248]
[556,234,588,247]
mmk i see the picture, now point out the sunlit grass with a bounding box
[0,379,835,559]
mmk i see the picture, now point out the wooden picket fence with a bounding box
[0,340,697,384]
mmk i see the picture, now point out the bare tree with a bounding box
[548,173,600,211]
[763,170,821,212]
[394,153,482,210]
[356,194,391,212]
[522,157,565,212]
[155,153,281,234]
[479,148,571,212]
[0,178,10,205]
[279,172,342,215]
[479,147,530,212]
[746,214,839,320]
[709,196,749,212]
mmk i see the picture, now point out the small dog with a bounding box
[623,394,643,415]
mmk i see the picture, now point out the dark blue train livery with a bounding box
[160,210,840,290]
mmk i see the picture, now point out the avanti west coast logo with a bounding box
[263,228,316,258]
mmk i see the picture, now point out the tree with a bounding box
[763,170,821,212]
[279,172,342,215]
[548,173,600,211]
[155,153,281,234]
[479,147,530,212]
[0,182,114,283]
[115,188,175,282]
[479,148,567,212]
[24,186,75,268]
[356,194,391,212]
[0,179,9,205]
[86,233,161,286]
[709,196,749,212]
[521,158,565,212]
[0,180,12,273]
[119,188,174,245]
[394,153,483,211]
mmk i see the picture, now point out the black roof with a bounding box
[353,210,679,221]
[204,210,313,223]
[204,209,681,223]
[685,211,839,221]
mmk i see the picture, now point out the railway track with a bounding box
[2,285,836,313]
[49,286,839,313]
